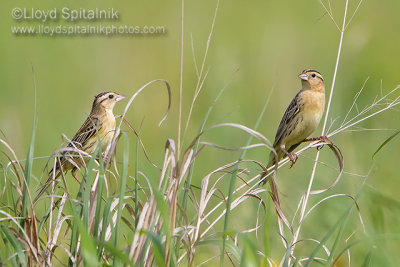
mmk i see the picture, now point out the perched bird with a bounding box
[34,92,125,202]
[267,69,326,170]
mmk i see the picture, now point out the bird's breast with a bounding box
[299,91,324,133]
[99,111,116,151]
[302,91,325,123]
[283,91,325,147]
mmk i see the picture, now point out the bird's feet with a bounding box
[280,145,298,167]
[287,152,298,168]
[304,136,333,151]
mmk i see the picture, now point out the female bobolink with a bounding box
[268,69,325,169]
[34,92,125,202]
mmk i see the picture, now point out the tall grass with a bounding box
[1,0,400,266]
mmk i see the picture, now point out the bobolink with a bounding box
[34,91,125,202]
[267,69,326,169]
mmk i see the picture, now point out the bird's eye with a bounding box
[108,94,114,99]
[311,73,316,78]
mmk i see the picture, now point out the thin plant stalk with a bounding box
[288,0,350,263]
[220,93,272,266]
[21,66,37,228]
[183,0,220,140]
[177,0,184,160]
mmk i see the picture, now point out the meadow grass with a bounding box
[1,0,400,266]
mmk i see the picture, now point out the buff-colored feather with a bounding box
[268,70,325,167]
[34,91,125,203]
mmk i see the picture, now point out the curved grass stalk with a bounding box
[288,0,350,263]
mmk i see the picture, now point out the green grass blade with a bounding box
[361,250,372,267]
[68,149,100,266]
[0,227,19,267]
[220,92,271,265]
[1,225,27,266]
[372,129,400,158]
[93,154,105,239]
[240,235,259,267]
[134,135,139,228]
[151,180,172,265]
[97,240,134,266]
[181,71,236,211]
[69,203,81,266]
[21,66,38,225]
[148,231,167,267]
[76,216,101,267]
[199,239,241,262]
[302,205,356,267]
[97,196,114,260]
[263,198,271,260]
[68,145,99,267]
[81,147,101,226]
[113,131,129,266]
[177,74,235,262]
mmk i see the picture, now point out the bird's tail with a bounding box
[33,167,61,203]
[262,152,282,218]
[260,150,279,185]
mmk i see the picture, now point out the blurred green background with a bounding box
[1,0,400,265]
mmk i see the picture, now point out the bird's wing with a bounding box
[36,116,100,203]
[68,116,100,149]
[273,90,302,148]
[49,116,100,175]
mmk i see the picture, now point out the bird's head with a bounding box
[298,70,324,91]
[92,92,126,111]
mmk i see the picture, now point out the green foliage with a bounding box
[1,0,400,266]
[21,66,37,227]
[372,130,400,159]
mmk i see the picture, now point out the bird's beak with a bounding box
[116,94,126,102]
[298,73,308,81]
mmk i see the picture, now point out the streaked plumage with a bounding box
[268,69,325,168]
[34,92,125,202]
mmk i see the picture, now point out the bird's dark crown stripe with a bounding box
[302,69,323,80]
[302,69,321,75]
[95,92,109,99]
